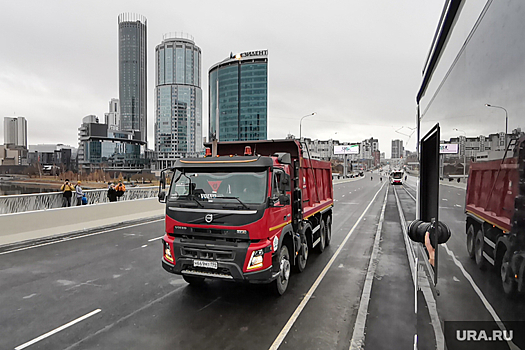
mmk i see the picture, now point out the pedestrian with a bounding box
[107,183,118,202]
[115,180,126,200]
[405,175,407,181]
[60,179,75,207]
[75,181,83,206]
[81,194,88,205]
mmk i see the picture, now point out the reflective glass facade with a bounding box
[155,35,202,169]
[209,53,268,141]
[118,14,147,143]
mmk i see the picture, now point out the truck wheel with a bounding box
[295,242,308,273]
[182,275,205,285]
[325,217,332,247]
[466,224,475,259]
[272,245,291,296]
[501,251,517,297]
[315,220,326,253]
[474,229,487,270]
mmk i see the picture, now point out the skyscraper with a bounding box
[4,116,27,148]
[392,139,404,159]
[104,98,120,131]
[155,33,202,168]
[209,50,268,142]
[118,13,147,143]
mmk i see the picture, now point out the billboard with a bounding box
[439,143,459,154]
[334,145,359,155]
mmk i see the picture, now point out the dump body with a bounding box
[160,139,333,294]
[464,136,525,295]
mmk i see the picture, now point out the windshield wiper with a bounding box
[216,196,250,210]
[190,195,204,208]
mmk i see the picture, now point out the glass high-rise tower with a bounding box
[118,13,147,143]
[209,50,268,142]
[155,33,202,168]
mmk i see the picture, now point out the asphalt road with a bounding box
[395,177,525,349]
[1,175,400,350]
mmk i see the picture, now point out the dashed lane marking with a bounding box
[15,309,101,350]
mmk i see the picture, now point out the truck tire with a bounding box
[183,275,205,285]
[295,225,310,273]
[501,250,517,297]
[325,216,332,247]
[474,229,487,270]
[466,224,476,259]
[272,244,291,296]
[315,220,326,253]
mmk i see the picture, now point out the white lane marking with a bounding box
[141,245,148,248]
[349,188,388,349]
[15,309,101,350]
[395,185,444,350]
[269,182,387,350]
[443,244,520,350]
[22,293,37,299]
[0,219,164,256]
[148,236,164,242]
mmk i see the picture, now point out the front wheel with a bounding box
[501,250,517,297]
[325,216,332,247]
[474,229,487,270]
[272,244,291,296]
[466,224,475,259]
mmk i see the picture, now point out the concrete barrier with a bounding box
[0,198,165,247]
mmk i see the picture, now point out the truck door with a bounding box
[270,169,291,231]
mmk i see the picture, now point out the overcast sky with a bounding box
[0,0,444,158]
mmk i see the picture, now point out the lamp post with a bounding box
[485,104,508,150]
[299,112,316,140]
[453,128,467,179]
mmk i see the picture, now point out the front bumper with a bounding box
[162,237,279,283]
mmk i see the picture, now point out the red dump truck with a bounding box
[158,139,333,295]
[465,136,525,296]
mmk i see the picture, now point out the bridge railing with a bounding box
[0,186,159,215]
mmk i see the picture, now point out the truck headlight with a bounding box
[164,242,174,263]
[247,249,264,270]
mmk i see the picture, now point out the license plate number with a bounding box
[193,260,218,269]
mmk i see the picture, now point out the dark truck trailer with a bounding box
[158,139,333,295]
[465,136,525,296]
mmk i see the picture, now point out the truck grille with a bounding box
[181,247,235,261]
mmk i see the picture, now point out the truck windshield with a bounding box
[170,170,268,205]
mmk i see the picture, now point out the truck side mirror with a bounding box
[158,191,166,203]
[408,220,451,247]
[158,170,167,203]
[279,194,290,205]
[281,174,291,192]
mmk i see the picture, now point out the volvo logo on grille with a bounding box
[205,214,213,223]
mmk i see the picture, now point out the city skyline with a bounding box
[4,1,519,159]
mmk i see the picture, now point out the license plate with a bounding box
[193,260,218,269]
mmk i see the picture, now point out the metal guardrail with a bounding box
[0,186,159,215]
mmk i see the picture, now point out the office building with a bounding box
[209,50,268,141]
[4,116,27,148]
[118,13,147,143]
[155,33,202,168]
[77,115,148,173]
[391,139,404,159]
[105,98,120,131]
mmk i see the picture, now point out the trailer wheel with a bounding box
[183,275,205,285]
[325,216,332,247]
[474,229,487,270]
[501,250,517,297]
[315,220,326,253]
[272,244,291,296]
[466,224,476,259]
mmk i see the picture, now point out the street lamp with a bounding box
[299,112,316,140]
[453,128,467,179]
[485,104,508,150]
